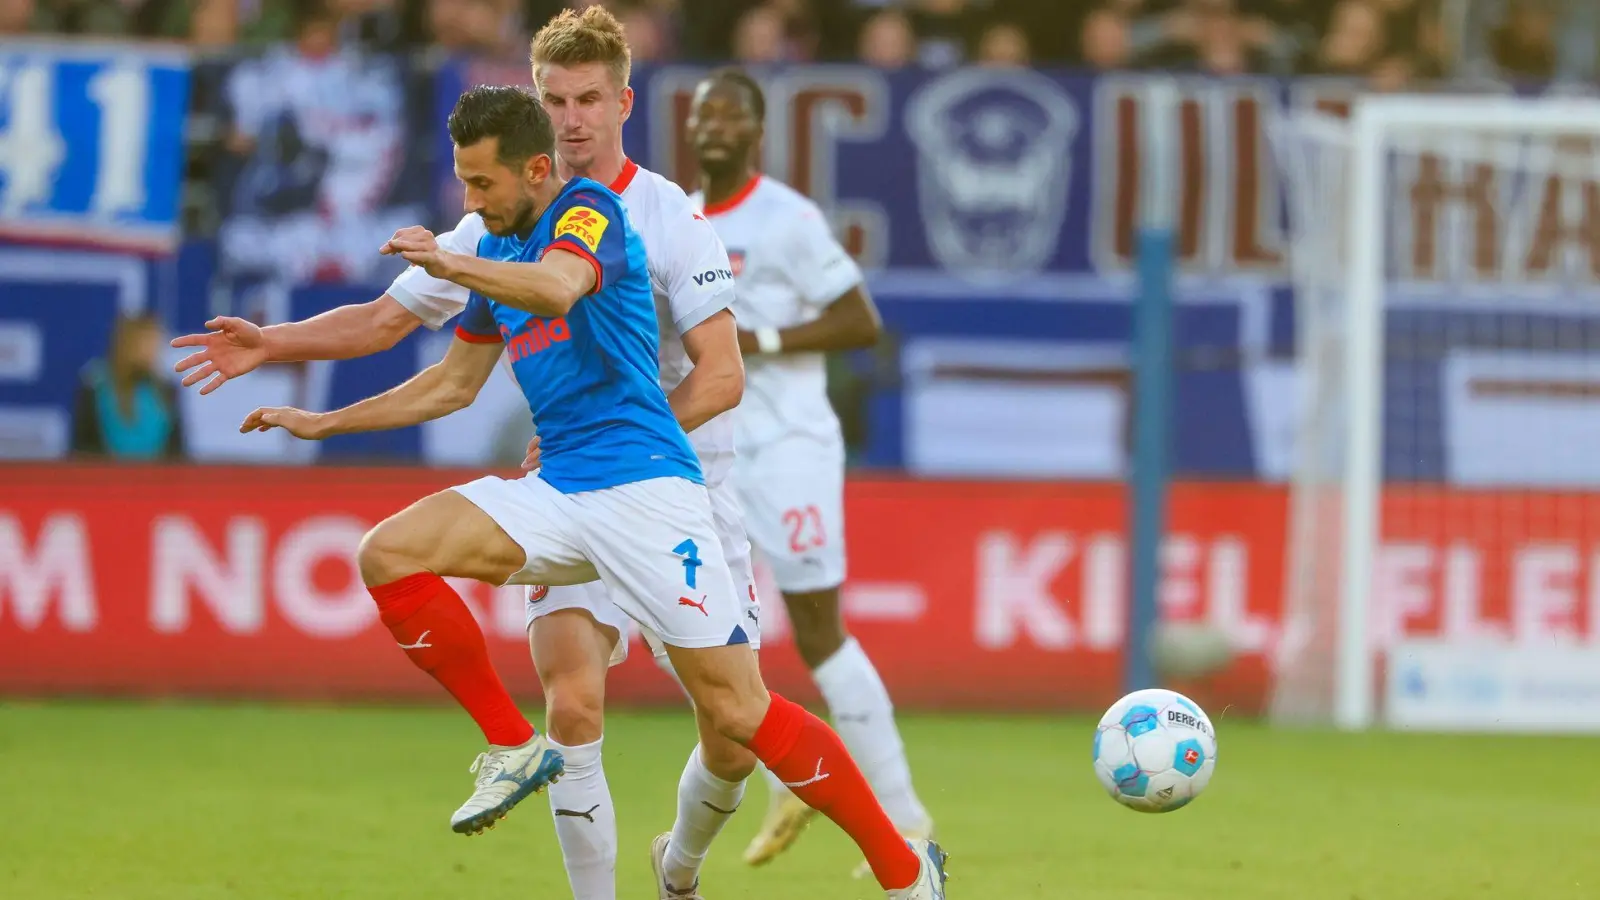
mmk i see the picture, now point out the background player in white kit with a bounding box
[687,68,936,872]
[171,10,771,900]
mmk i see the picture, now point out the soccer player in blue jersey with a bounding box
[238,86,948,898]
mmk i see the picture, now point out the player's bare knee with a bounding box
[703,700,762,745]
[698,687,769,745]
[537,649,607,746]
[700,733,758,782]
[529,611,614,745]
[357,518,425,586]
[544,683,605,746]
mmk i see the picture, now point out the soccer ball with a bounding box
[1092,688,1217,813]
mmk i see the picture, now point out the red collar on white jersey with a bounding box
[703,175,762,217]
[610,158,640,194]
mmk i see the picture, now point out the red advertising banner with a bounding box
[4,466,1600,712]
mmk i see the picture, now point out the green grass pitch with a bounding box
[2,701,1598,898]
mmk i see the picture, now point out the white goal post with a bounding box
[1271,94,1600,731]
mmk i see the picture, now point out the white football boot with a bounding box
[650,832,707,899]
[449,734,565,835]
[885,839,949,900]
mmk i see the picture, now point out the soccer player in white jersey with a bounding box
[509,11,766,899]
[176,78,948,900]
[168,10,944,900]
[687,68,936,872]
[225,83,947,900]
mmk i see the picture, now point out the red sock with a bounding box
[369,572,535,747]
[747,692,920,890]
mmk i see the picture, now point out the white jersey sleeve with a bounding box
[662,208,736,331]
[385,213,487,329]
[620,164,740,487]
[660,209,737,334]
[777,205,864,307]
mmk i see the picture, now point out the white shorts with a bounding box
[735,436,847,593]
[451,474,751,653]
[523,475,761,665]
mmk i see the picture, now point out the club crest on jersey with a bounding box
[905,69,1078,277]
[727,250,745,276]
[555,206,609,252]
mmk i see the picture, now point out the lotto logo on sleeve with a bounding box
[555,206,610,252]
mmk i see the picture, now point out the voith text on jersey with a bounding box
[500,318,571,362]
[692,267,734,287]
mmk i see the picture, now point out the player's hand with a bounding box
[521,433,542,472]
[383,226,457,279]
[239,406,330,440]
[170,316,269,394]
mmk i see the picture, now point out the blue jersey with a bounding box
[455,177,702,493]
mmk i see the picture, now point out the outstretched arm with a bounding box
[263,296,423,361]
[240,336,504,439]
[171,298,424,395]
[175,217,487,394]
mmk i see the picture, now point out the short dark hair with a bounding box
[447,85,554,167]
[704,66,766,122]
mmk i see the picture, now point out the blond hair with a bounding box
[530,6,632,90]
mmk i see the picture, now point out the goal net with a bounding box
[1269,95,1600,731]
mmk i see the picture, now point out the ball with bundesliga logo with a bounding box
[1092,688,1218,812]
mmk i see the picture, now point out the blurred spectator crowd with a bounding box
[2,0,1597,83]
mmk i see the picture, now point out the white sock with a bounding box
[546,738,617,900]
[812,638,931,830]
[662,743,746,890]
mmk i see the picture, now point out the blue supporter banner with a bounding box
[442,60,1103,276]
[8,55,1600,480]
[187,47,434,319]
[0,41,190,252]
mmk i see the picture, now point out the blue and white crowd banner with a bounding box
[191,47,432,306]
[0,41,190,253]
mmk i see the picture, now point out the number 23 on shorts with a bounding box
[782,505,827,554]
